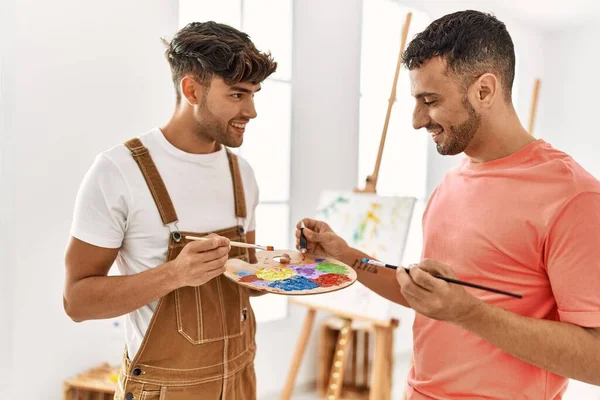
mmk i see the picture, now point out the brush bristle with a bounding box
[266,246,274,251]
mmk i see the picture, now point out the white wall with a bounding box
[539,25,600,176]
[0,0,16,397]
[9,0,179,398]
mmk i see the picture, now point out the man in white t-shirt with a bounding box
[63,21,277,400]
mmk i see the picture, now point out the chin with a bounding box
[224,138,244,148]
[436,142,465,156]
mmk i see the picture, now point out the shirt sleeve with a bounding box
[69,154,130,248]
[545,191,600,328]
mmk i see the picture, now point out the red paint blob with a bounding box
[311,273,350,287]
[240,275,260,283]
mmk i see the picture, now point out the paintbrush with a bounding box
[361,258,522,299]
[299,221,308,260]
[186,235,274,251]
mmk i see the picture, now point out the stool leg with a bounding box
[325,319,353,400]
[369,326,393,400]
[362,331,370,387]
[318,321,337,396]
[351,330,358,387]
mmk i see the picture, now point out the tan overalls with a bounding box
[114,138,257,400]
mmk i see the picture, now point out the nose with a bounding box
[412,103,429,130]
[243,97,258,119]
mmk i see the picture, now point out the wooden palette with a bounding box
[225,250,357,295]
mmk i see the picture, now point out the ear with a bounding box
[473,73,498,109]
[180,76,202,105]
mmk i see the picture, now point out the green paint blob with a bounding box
[316,262,347,274]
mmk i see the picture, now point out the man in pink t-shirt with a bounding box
[296,10,600,399]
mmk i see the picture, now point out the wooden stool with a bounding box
[318,316,399,400]
[62,363,119,400]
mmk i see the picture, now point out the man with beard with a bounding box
[296,10,600,399]
[63,21,276,399]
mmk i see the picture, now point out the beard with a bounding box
[432,96,481,156]
[194,98,244,148]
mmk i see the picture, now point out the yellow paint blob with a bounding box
[256,267,295,281]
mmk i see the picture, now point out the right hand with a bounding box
[295,218,348,260]
[171,234,231,287]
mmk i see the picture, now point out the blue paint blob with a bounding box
[236,270,252,277]
[269,275,320,292]
[315,258,326,262]
[252,280,271,287]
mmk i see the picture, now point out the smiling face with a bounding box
[410,57,482,156]
[193,77,261,148]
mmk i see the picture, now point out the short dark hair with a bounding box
[162,21,277,102]
[402,10,515,102]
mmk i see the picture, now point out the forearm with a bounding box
[64,261,180,322]
[457,301,600,385]
[340,247,411,308]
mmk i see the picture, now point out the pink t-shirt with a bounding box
[408,140,600,399]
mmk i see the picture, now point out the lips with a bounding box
[229,121,248,135]
[430,130,444,142]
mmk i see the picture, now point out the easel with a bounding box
[280,12,413,400]
[528,78,541,135]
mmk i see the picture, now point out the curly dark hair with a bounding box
[402,10,515,102]
[162,21,277,102]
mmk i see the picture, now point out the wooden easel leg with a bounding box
[362,331,369,387]
[369,326,393,400]
[280,308,317,400]
[62,383,70,400]
[325,319,353,400]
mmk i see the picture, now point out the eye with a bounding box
[231,93,243,99]
[424,100,437,106]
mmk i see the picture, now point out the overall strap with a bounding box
[124,138,178,225]
[225,149,247,219]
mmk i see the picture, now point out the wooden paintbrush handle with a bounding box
[185,235,264,250]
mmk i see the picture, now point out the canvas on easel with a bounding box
[291,191,416,322]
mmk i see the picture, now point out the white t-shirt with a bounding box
[70,128,259,359]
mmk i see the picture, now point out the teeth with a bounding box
[230,122,246,129]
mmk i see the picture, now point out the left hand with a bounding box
[396,258,481,323]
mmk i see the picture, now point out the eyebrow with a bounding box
[414,92,438,99]
[230,86,262,94]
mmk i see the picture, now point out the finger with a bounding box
[397,269,431,298]
[202,265,227,281]
[297,218,318,230]
[301,227,320,241]
[185,238,220,253]
[194,246,231,263]
[395,267,412,287]
[199,256,229,273]
[409,267,441,292]
[419,259,458,279]
[186,236,229,253]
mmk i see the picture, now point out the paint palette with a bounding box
[225,250,357,295]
